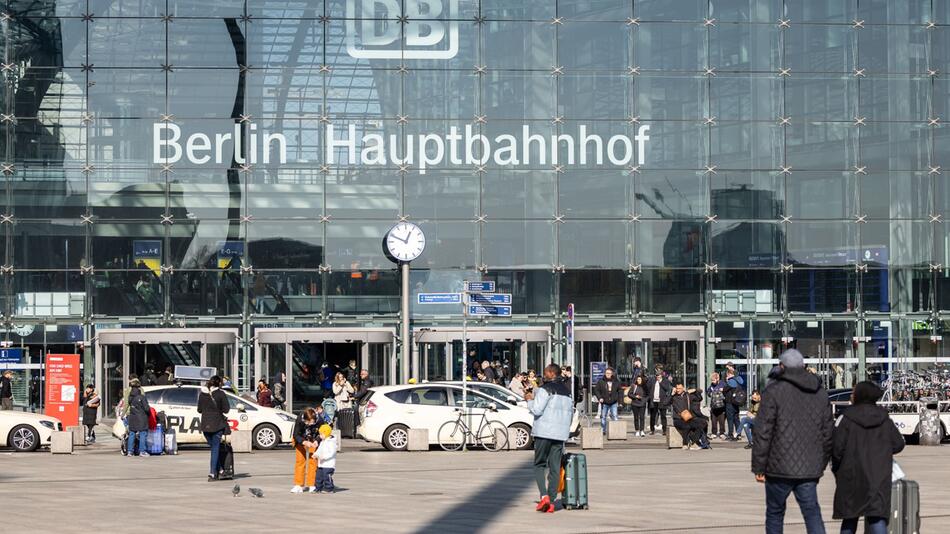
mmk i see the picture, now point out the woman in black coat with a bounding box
[197,375,231,481]
[832,381,905,534]
[125,379,150,456]
[627,375,648,437]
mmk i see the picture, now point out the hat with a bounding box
[779,349,804,369]
[319,424,332,439]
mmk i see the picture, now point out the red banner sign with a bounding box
[45,353,81,428]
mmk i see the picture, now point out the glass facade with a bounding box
[2,0,950,394]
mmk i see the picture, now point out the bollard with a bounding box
[580,427,603,449]
[667,427,684,449]
[919,409,942,446]
[51,431,73,454]
[607,420,627,440]
[67,426,86,446]
[407,428,429,451]
[332,429,343,453]
[230,430,253,453]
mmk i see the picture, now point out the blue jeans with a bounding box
[127,430,147,456]
[840,517,886,534]
[203,430,224,476]
[765,477,826,534]
[316,467,335,491]
[600,402,618,433]
[725,403,740,437]
[740,416,755,444]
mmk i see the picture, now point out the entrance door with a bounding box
[412,327,551,383]
[255,328,395,413]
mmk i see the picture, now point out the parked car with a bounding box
[357,384,535,451]
[0,410,62,452]
[111,385,296,450]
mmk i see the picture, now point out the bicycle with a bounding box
[437,406,509,452]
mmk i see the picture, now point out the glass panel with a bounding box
[263,343,288,410]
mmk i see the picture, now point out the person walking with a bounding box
[82,384,100,443]
[646,366,672,435]
[593,367,622,434]
[125,378,151,457]
[707,372,727,439]
[627,374,647,437]
[723,366,745,441]
[291,407,320,493]
[832,382,905,534]
[740,390,761,449]
[525,364,573,514]
[1,370,14,410]
[332,372,355,409]
[198,375,231,481]
[256,380,274,408]
[752,349,833,534]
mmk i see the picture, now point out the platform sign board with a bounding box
[0,348,23,364]
[466,293,511,305]
[590,361,607,391]
[468,305,511,317]
[45,353,80,428]
[418,293,462,304]
[464,281,495,293]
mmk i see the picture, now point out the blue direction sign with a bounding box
[467,293,512,305]
[418,293,462,304]
[464,281,495,293]
[468,305,512,317]
[0,348,23,363]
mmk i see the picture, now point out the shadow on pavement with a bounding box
[411,457,535,534]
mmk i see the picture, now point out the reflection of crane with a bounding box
[634,190,702,268]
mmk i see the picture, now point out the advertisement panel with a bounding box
[45,353,81,428]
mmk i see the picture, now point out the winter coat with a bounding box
[0,375,11,399]
[197,387,230,433]
[751,368,833,480]
[126,387,151,432]
[832,404,905,520]
[257,389,273,408]
[354,376,375,402]
[316,435,337,469]
[292,415,320,446]
[645,376,673,407]
[627,383,647,408]
[82,391,100,426]
[333,380,355,409]
[527,379,574,442]
[671,390,705,421]
[593,376,623,405]
[723,375,745,405]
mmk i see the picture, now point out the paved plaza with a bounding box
[2,427,949,534]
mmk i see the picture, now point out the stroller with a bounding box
[321,398,338,426]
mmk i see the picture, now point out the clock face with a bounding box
[386,222,426,263]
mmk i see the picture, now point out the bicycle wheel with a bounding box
[476,419,509,451]
[437,420,466,452]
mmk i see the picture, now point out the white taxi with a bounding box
[357,384,535,451]
[112,385,296,450]
[0,410,63,452]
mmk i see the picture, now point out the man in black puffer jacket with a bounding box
[752,349,832,534]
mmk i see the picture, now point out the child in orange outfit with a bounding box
[291,408,319,493]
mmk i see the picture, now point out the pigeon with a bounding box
[249,488,264,498]
[232,484,240,497]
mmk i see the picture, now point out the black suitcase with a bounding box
[219,442,234,480]
[337,407,357,439]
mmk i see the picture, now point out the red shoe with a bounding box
[535,495,550,512]
[543,501,555,514]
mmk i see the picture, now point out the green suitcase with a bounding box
[562,452,589,510]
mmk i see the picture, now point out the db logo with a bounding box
[346,0,459,59]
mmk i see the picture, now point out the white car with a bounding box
[357,384,535,451]
[112,385,297,450]
[0,410,63,452]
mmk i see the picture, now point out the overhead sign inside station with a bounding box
[418,293,462,304]
[468,305,512,317]
[467,293,511,305]
[464,281,495,293]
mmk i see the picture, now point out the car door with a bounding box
[402,386,453,436]
[158,387,200,443]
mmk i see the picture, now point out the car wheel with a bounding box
[253,423,280,450]
[383,424,410,451]
[9,424,40,452]
[509,423,532,450]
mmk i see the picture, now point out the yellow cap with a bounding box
[319,424,332,438]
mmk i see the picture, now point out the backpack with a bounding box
[709,388,725,409]
[731,387,747,406]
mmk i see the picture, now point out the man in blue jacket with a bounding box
[525,363,574,514]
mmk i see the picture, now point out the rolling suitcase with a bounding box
[164,428,178,455]
[337,407,357,439]
[146,424,165,455]
[885,479,920,534]
[561,452,589,510]
[219,441,234,480]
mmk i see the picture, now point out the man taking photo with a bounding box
[524,364,573,514]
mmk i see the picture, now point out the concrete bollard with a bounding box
[407,428,429,451]
[495,427,509,450]
[230,430,253,453]
[332,429,343,453]
[67,426,86,446]
[667,427,684,449]
[51,431,73,454]
[607,420,627,440]
[580,427,603,449]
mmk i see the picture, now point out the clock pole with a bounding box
[401,260,411,384]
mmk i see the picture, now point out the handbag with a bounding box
[678,396,694,422]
